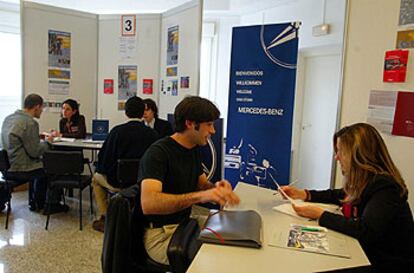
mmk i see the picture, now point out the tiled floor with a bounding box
[0,191,102,273]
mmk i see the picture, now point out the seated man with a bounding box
[143,98,173,138]
[139,96,240,265]
[1,93,67,213]
[92,96,158,232]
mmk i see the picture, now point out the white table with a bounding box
[51,139,103,150]
[188,182,370,273]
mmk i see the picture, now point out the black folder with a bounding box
[198,210,262,248]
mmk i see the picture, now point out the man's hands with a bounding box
[199,179,240,207]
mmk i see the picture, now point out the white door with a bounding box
[296,53,341,190]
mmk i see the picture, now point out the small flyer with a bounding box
[269,224,350,258]
[180,76,189,88]
[143,79,153,94]
[166,67,178,77]
[104,79,114,94]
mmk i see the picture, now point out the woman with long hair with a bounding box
[282,123,414,272]
[59,99,86,139]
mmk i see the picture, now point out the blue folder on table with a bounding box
[92,119,109,141]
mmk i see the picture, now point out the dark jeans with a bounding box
[6,168,61,209]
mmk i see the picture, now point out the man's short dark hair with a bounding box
[143,98,158,118]
[24,94,44,109]
[125,96,145,118]
[174,96,220,132]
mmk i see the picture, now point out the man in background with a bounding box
[1,93,67,213]
[92,96,158,232]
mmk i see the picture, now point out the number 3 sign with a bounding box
[121,15,136,36]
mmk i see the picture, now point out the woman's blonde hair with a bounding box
[334,123,407,203]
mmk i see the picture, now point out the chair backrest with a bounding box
[116,158,140,189]
[0,149,10,178]
[43,151,84,175]
[0,149,10,174]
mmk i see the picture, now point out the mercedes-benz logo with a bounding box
[260,22,301,69]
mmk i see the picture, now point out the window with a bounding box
[0,2,21,140]
[199,22,217,100]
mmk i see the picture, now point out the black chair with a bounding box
[102,184,201,273]
[0,149,28,229]
[116,158,140,189]
[42,150,94,230]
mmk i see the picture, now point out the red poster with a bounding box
[104,79,114,94]
[143,79,153,94]
[383,50,408,82]
[392,91,414,137]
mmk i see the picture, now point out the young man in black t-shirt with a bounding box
[139,96,240,265]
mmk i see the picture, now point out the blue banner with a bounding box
[224,23,300,188]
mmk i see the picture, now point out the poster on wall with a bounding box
[224,23,300,188]
[164,79,178,96]
[396,29,414,48]
[118,65,137,100]
[143,79,153,94]
[180,76,189,88]
[104,79,114,94]
[392,91,414,137]
[119,36,137,60]
[367,90,397,134]
[48,69,70,80]
[167,25,179,65]
[399,0,414,25]
[166,67,177,77]
[48,30,71,68]
[48,80,69,95]
[44,101,63,113]
[118,101,126,111]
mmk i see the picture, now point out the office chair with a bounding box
[42,150,94,230]
[0,149,28,229]
[102,184,201,273]
[116,158,140,189]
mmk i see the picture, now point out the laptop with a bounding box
[92,119,109,141]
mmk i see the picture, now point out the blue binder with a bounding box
[92,119,109,141]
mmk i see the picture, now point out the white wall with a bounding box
[340,0,414,208]
[97,14,161,128]
[22,2,98,132]
[158,0,202,118]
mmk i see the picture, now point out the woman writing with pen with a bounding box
[282,123,414,272]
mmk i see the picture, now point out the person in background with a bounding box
[281,123,414,272]
[1,93,68,213]
[91,96,158,232]
[142,98,173,138]
[139,96,240,265]
[59,99,86,139]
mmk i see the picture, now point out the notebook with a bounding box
[199,210,262,248]
[92,119,109,141]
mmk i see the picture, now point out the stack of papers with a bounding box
[53,137,76,142]
[272,201,341,220]
[82,139,104,144]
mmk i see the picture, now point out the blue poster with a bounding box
[224,22,300,189]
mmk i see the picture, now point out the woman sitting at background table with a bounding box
[282,123,414,272]
[59,99,86,139]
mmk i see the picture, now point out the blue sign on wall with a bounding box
[224,22,300,188]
